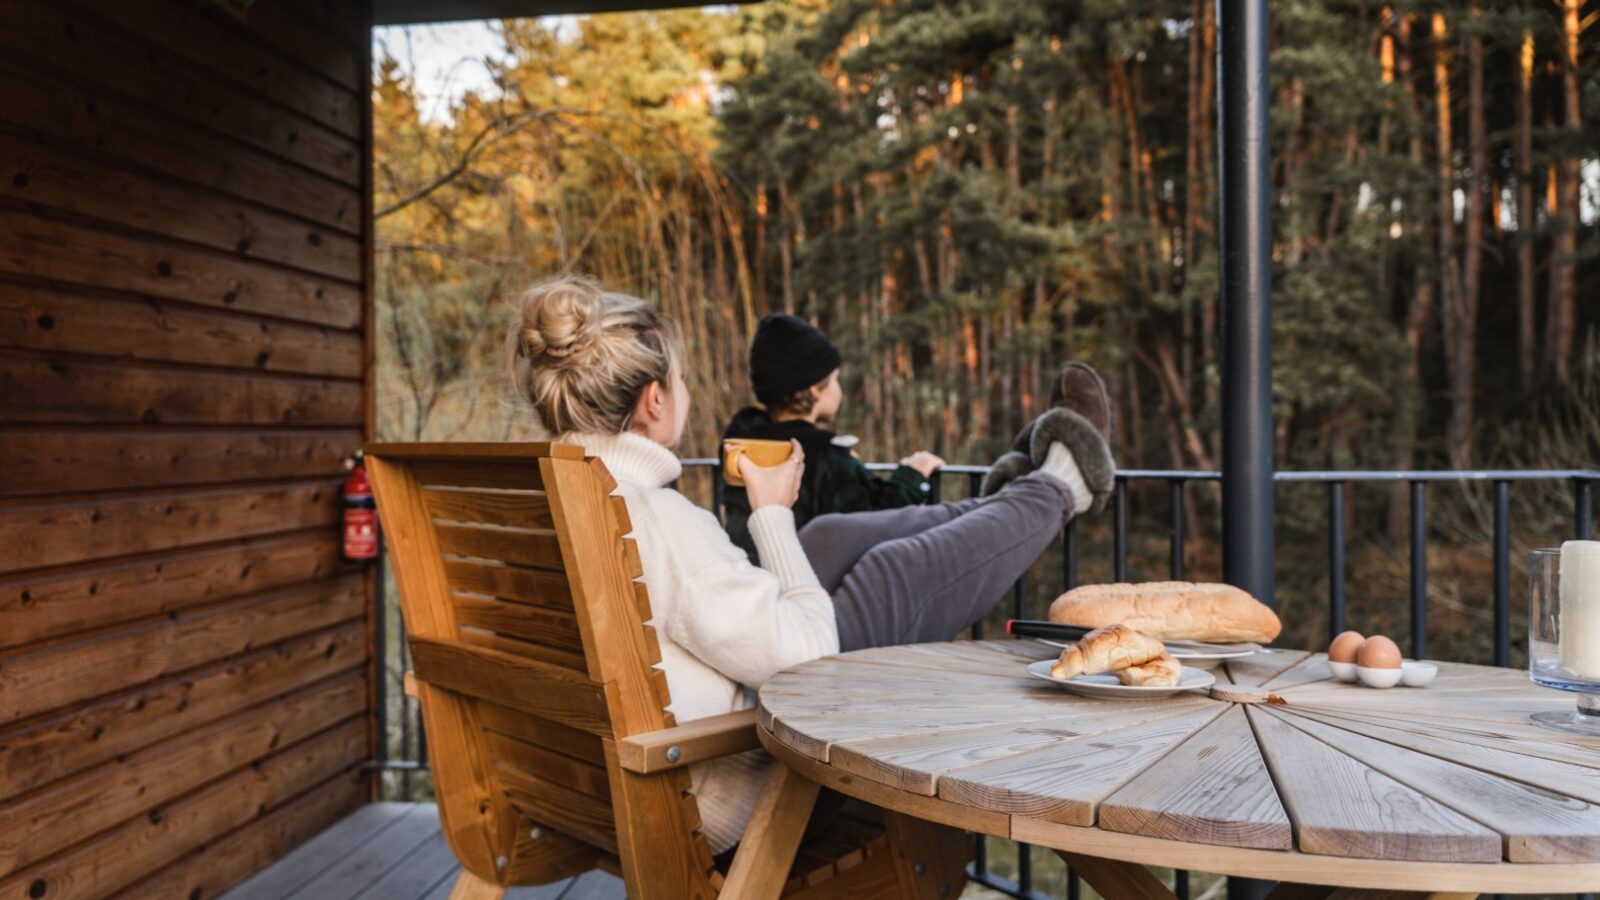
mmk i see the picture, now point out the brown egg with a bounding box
[1328,630,1365,664]
[1356,635,1402,669]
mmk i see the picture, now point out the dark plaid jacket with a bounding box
[719,408,932,565]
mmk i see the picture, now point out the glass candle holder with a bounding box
[1530,542,1600,735]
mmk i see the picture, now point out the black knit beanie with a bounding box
[749,314,842,407]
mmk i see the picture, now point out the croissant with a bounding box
[1114,653,1182,687]
[1050,624,1167,679]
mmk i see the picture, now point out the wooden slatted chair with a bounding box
[366,443,969,900]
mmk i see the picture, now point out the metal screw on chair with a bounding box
[666,745,682,764]
[496,856,508,869]
[530,827,543,840]
[913,862,926,876]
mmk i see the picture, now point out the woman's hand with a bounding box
[901,451,946,478]
[740,439,805,510]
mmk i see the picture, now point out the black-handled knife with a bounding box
[1005,619,1093,641]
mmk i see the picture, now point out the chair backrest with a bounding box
[366,442,719,897]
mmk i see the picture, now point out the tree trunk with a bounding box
[905,164,935,299]
[1035,86,1058,419]
[1183,0,1205,408]
[1197,0,1218,452]
[778,180,798,314]
[1433,12,1469,468]
[1515,29,1536,394]
[1455,3,1485,466]
[1545,0,1581,386]
[1389,14,1434,537]
[754,182,768,314]
[1402,14,1436,383]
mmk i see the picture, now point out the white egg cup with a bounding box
[1356,666,1404,688]
[1400,660,1438,687]
[1328,660,1358,682]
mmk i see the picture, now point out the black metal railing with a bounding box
[371,461,1598,898]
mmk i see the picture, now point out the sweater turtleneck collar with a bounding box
[563,431,683,489]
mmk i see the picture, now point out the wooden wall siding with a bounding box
[0,0,373,897]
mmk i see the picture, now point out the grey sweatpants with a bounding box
[798,472,1075,652]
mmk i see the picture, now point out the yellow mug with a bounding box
[722,438,794,487]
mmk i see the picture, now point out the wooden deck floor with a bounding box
[220,803,625,900]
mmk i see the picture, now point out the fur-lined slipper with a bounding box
[1029,408,1116,514]
[980,451,1034,497]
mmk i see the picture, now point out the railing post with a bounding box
[1577,477,1593,540]
[374,537,387,798]
[1410,481,1428,660]
[1114,479,1129,582]
[712,461,725,523]
[1494,480,1511,668]
[1219,0,1274,894]
[399,618,413,800]
[1328,481,1346,641]
[965,472,983,640]
[1169,480,1186,580]
[1063,519,1078,591]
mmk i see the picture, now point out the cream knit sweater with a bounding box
[564,432,840,854]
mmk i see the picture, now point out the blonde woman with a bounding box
[508,276,1116,855]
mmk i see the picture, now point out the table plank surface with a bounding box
[827,701,1203,794]
[1097,705,1292,850]
[1284,707,1600,803]
[1247,706,1500,862]
[1219,649,1309,688]
[936,704,1224,825]
[758,639,1600,890]
[1277,710,1600,863]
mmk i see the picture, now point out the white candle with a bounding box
[1559,540,1600,679]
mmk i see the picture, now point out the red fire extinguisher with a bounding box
[342,451,379,562]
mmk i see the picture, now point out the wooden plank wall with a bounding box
[0,0,375,896]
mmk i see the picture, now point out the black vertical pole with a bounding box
[1410,481,1428,660]
[1328,482,1346,641]
[374,537,387,799]
[1169,480,1186,580]
[1577,477,1593,541]
[1218,0,1275,612]
[1218,0,1274,896]
[1493,480,1511,668]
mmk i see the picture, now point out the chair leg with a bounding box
[448,868,507,900]
[883,811,969,900]
[721,762,821,900]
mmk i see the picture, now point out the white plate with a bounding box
[1025,659,1216,699]
[1036,637,1260,668]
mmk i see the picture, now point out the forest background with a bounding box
[372,0,1599,663]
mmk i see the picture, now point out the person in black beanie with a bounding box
[720,314,944,565]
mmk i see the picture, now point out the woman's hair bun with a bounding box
[518,277,604,365]
[508,275,677,436]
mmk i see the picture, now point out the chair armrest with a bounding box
[403,671,418,699]
[616,708,761,774]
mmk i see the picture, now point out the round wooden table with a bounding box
[756,640,1600,894]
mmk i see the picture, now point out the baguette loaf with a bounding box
[1050,624,1166,680]
[1114,653,1182,687]
[1048,581,1281,644]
